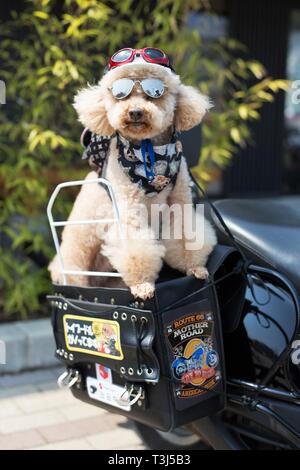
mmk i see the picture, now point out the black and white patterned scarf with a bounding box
[82,130,183,197]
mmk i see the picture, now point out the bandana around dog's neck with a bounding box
[82,130,183,196]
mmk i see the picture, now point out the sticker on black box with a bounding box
[86,376,131,411]
[63,314,123,360]
[166,311,221,398]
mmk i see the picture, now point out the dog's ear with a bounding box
[175,84,212,132]
[73,85,114,136]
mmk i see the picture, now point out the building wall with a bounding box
[225,0,289,197]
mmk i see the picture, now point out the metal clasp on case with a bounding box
[57,369,80,389]
[117,384,144,406]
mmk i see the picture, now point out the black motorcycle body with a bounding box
[190,197,300,450]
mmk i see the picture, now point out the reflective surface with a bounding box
[224,273,299,391]
[111,78,165,100]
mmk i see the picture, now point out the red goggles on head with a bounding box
[107,47,172,71]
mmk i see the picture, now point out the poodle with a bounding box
[49,47,217,300]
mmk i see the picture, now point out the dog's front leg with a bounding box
[101,198,165,300]
[163,158,217,279]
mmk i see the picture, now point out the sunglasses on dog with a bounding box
[108,47,170,70]
[110,78,167,99]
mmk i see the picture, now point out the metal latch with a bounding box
[117,384,144,407]
[57,369,80,389]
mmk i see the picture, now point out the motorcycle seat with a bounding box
[212,197,300,291]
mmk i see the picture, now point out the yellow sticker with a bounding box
[63,314,124,361]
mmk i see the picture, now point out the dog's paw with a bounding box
[187,266,209,280]
[130,282,155,300]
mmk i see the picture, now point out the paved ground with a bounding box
[0,367,145,450]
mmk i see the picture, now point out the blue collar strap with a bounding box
[141,139,156,181]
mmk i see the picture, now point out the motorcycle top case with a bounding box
[49,245,240,431]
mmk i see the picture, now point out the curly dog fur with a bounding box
[49,62,217,299]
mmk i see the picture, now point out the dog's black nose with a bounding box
[129,109,144,121]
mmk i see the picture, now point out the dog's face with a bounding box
[98,65,178,140]
[74,63,211,141]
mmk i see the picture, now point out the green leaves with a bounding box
[230,128,242,144]
[0,249,51,319]
[27,127,69,152]
[33,10,49,20]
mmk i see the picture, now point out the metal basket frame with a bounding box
[47,177,123,285]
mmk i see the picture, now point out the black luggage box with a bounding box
[49,245,244,431]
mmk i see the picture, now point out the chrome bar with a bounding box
[47,178,123,285]
[63,270,122,278]
[53,218,116,227]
